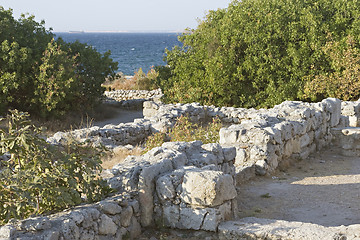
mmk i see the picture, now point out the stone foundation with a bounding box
[4,97,360,239]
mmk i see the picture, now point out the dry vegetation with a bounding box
[101,146,143,169]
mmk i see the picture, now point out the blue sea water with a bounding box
[55,32,182,76]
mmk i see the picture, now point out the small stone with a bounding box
[120,206,133,227]
[0,225,15,238]
[98,214,117,235]
[99,201,122,215]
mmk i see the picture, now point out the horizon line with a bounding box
[54,30,186,34]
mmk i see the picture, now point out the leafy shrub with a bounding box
[133,67,159,90]
[304,35,360,101]
[162,0,360,108]
[0,7,118,117]
[0,110,111,224]
[143,116,222,152]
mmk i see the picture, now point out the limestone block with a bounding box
[79,229,95,240]
[349,116,359,127]
[156,174,176,201]
[264,127,282,144]
[188,152,219,167]
[300,133,311,148]
[99,201,122,215]
[201,201,232,231]
[222,146,236,162]
[21,217,51,231]
[70,211,85,225]
[163,204,180,228]
[219,128,239,144]
[178,207,208,230]
[80,208,101,229]
[249,145,267,162]
[0,225,15,239]
[98,214,117,235]
[120,206,133,227]
[274,122,293,141]
[180,170,237,207]
[202,143,225,163]
[234,147,247,166]
[128,217,142,239]
[322,98,341,127]
[218,218,349,240]
[138,159,173,226]
[62,219,80,240]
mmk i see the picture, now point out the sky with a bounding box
[1,0,233,32]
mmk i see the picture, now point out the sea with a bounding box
[55,32,182,76]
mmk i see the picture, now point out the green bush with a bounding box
[162,0,360,108]
[304,35,360,101]
[143,115,222,152]
[0,7,118,117]
[0,110,111,224]
[133,67,159,90]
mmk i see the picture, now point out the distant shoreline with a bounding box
[55,30,184,34]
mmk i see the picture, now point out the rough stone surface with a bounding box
[8,97,360,239]
[98,214,117,235]
[218,218,359,240]
[180,170,237,207]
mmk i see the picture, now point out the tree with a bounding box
[0,7,118,117]
[162,0,360,108]
[304,35,360,101]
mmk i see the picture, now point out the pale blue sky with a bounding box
[1,0,233,32]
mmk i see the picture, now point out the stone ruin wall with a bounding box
[2,97,360,240]
[103,89,163,110]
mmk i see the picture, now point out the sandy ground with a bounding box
[237,146,360,227]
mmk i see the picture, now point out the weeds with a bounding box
[143,115,222,153]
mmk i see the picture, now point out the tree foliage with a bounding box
[304,35,360,101]
[0,110,111,224]
[162,0,360,108]
[0,7,118,117]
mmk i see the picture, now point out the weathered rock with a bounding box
[120,206,133,227]
[99,201,122,215]
[98,214,117,235]
[218,218,354,240]
[180,169,237,207]
[0,225,15,239]
[62,219,80,240]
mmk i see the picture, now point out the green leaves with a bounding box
[0,7,118,118]
[0,110,111,225]
[161,0,360,108]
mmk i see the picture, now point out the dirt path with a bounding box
[237,146,360,227]
[93,107,143,128]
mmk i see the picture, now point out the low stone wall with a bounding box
[0,194,141,240]
[6,97,360,239]
[1,141,237,239]
[339,100,360,127]
[104,89,163,102]
[47,119,153,149]
[220,98,341,183]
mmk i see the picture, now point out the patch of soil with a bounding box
[93,107,143,128]
[237,146,360,227]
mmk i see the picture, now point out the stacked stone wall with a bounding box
[1,141,237,239]
[5,97,360,239]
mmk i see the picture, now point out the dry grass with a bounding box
[103,77,137,90]
[101,146,143,169]
[31,103,121,136]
